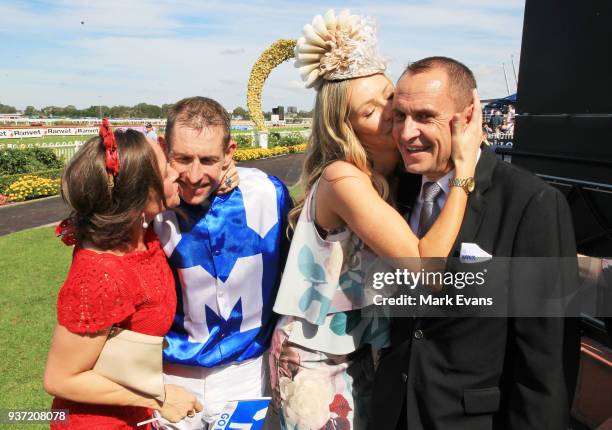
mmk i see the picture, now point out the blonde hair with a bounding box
[288,77,390,230]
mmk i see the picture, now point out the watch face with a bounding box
[467,178,475,192]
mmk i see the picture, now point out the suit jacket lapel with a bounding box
[449,146,497,257]
[396,146,497,255]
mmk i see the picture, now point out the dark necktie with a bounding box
[418,181,443,238]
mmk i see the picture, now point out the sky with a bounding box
[0,0,525,112]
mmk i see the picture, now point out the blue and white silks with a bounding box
[154,168,291,368]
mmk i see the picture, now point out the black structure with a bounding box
[272,106,285,121]
[512,0,612,257]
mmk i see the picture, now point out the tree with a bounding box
[109,105,131,118]
[133,103,162,118]
[24,106,39,117]
[161,103,174,118]
[41,106,60,117]
[63,105,79,118]
[232,106,249,119]
[297,109,314,118]
[82,106,98,118]
[0,103,17,114]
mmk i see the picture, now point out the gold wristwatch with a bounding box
[449,177,475,195]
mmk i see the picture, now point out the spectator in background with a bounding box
[145,122,158,141]
[489,109,503,134]
[507,104,516,122]
[504,118,515,137]
[500,119,510,134]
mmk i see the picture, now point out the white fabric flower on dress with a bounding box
[295,9,387,89]
[279,369,335,429]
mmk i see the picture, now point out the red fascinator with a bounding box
[55,218,77,246]
[100,118,119,177]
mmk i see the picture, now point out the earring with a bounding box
[142,213,149,229]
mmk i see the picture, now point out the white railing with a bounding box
[0,118,166,126]
[0,141,85,162]
[0,129,312,160]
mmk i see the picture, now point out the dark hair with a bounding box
[61,129,165,250]
[165,96,231,151]
[402,56,477,110]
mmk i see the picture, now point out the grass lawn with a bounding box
[0,227,72,429]
[288,183,302,201]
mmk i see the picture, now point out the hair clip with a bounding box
[99,118,119,188]
[55,218,77,246]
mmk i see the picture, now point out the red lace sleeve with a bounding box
[57,252,137,334]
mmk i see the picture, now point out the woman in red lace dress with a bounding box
[43,125,203,429]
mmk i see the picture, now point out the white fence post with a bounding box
[256,132,268,149]
[0,140,85,163]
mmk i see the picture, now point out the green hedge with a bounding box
[234,134,254,148]
[0,147,64,175]
[269,132,307,148]
[234,132,307,149]
[0,169,63,194]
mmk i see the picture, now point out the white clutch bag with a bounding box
[93,327,166,402]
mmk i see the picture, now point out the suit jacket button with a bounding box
[402,373,408,382]
[414,329,424,340]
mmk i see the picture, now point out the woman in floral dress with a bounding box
[270,9,484,430]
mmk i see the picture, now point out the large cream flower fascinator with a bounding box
[295,9,387,89]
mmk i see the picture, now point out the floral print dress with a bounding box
[271,179,390,430]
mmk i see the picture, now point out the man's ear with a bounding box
[158,136,168,154]
[460,104,475,131]
[223,139,237,168]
